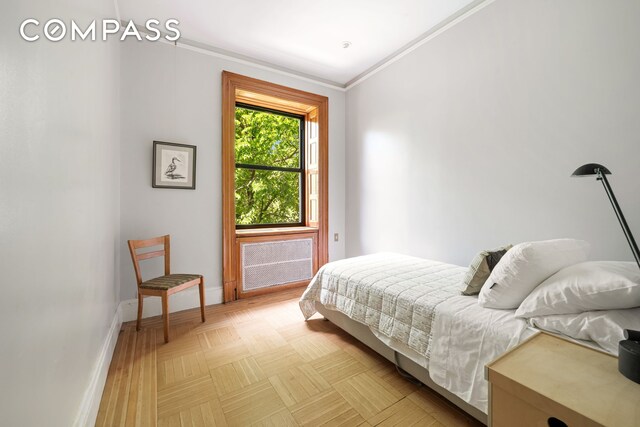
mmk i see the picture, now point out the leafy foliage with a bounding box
[235,107,302,225]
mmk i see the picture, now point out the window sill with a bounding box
[235,226,318,238]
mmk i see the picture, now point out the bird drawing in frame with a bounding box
[164,156,185,180]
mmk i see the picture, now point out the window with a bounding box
[222,71,328,302]
[234,103,305,227]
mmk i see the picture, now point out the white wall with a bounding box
[345,0,640,265]
[119,41,346,304]
[4,0,637,422]
[0,0,120,426]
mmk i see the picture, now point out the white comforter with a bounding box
[300,253,534,414]
[428,295,535,413]
[300,253,465,358]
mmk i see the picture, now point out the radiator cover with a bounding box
[241,238,313,292]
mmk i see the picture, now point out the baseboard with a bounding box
[73,305,123,427]
[71,287,223,426]
[120,286,224,323]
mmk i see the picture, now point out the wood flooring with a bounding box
[96,288,483,426]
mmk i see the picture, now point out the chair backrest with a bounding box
[128,235,171,286]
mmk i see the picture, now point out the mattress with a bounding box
[299,252,466,360]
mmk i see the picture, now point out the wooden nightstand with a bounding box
[486,332,640,427]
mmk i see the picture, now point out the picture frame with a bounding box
[152,141,197,189]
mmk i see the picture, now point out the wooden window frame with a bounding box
[222,71,329,302]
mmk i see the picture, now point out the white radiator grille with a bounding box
[241,238,313,292]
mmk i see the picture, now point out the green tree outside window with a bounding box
[234,106,304,226]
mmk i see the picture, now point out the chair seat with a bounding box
[140,274,202,291]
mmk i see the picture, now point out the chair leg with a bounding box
[136,293,143,332]
[199,278,206,323]
[162,293,169,343]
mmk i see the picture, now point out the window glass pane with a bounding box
[235,169,301,225]
[235,106,301,168]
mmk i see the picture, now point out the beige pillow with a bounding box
[461,245,512,296]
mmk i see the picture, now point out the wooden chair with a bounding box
[128,235,205,343]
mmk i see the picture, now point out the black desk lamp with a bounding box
[572,163,640,383]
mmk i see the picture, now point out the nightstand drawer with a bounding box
[490,384,594,427]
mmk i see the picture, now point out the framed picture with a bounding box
[152,141,197,189]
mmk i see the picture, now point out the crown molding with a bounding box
[115,0,494,92]
[170,38,347,91]
[345,0,494,90]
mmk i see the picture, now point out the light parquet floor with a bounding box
[97,288,483,426]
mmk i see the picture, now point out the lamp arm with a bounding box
[598,170,640,269]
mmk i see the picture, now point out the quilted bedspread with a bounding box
[299,253,466,359]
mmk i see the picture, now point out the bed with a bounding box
[299,252,640,424]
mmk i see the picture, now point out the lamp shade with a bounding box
[571,163,612,177]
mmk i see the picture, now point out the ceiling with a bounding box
[118,0,479,87]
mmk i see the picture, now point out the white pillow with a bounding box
[526,307,640,355]
[478,239,590,309]
[515,261,640,318]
